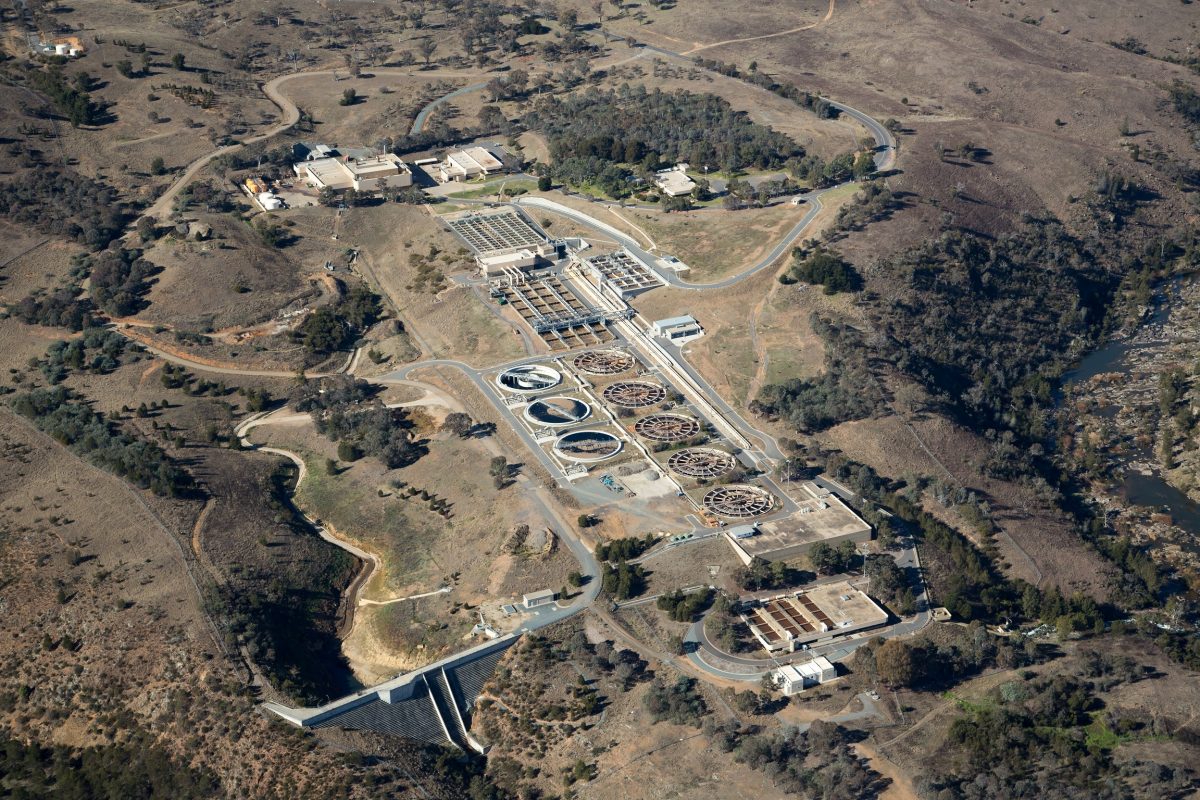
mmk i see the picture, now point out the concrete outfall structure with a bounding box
[265,634,519,752]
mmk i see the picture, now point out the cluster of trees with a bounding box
[644,677,708,726]
[11,386,191,496]
[790,151,874,188]
[38,328,128,384]
[28,67,104,126]
[809,540,860,574]
[601,560,646,600]
[297,283,383,354]
[204,465,358,705]
[922,672,1192,799]
[9,285,95,331]
[0,167,132,249]
[852,623,1037,692]
[721,174,795,211]
[0,731,218,798]
[725,721,884,799]
[826,455,1113,632]
[752,315,881,432]
[690,57,839,119]
[177,179,236,214]
[824,181,904,240]
[705,592,743,653]
[864,223,1112,444]
[525,85,803,195]
[88,248,160,317]
[594,533,657,561]
[734,555,803,591]
[864,553,917,615]
[1168,80,1200,127]
[781,244,861,294]
[294,376,424,469]
[254,217,294,248]
[656,588,712,621]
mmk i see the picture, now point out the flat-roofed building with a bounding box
[294,153,413,194]
[744,582,888,653]
[344,153,413,192]
[650,314,704,343]
[438,146,508,182]
[477,242,562,278]
[725,483,871,566]
[478,249,541,277]
[296,156,355,191]
[654,164,697,197]
[523,589,557,609]
[773,657,836,695]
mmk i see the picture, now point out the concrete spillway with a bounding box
[264,634,519,752]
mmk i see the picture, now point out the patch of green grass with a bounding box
[941,691,994,714]
[445,179,537,200]
[1084,714,1123,751]
[292,447,443,594]
[705,326,757,406]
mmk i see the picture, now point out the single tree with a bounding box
[875,639,916,688]
[418,38,438,67]
[440,412,472,438]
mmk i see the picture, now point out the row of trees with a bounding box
[11,386,191,496]
[689,57,841,120]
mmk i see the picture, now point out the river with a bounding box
[1062,277,1200,540]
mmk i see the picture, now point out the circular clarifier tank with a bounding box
[553,429,623,463]
[495,364,562,394]
[523,396,592,427]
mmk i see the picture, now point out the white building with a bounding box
[294,153,412,193]
[296,157,354,191]
[343,153,413,192]
[437,146,507,182]
[477,242,561,278]
[773,657,836,695]
[654,164,697,197]
[523,589,557,609]
[650,314,704,343]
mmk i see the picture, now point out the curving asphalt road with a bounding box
[410,81,489,134]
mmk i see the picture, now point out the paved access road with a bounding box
[411,81,488,134]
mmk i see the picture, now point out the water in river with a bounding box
[1062,278,1200,539]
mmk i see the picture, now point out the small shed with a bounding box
[522,589,557,609]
